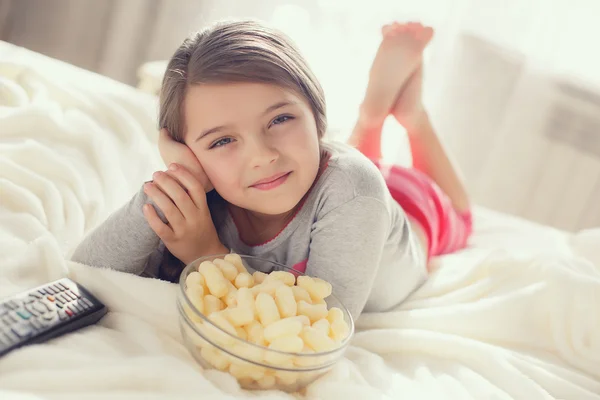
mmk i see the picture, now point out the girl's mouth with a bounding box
[250,172,292,190]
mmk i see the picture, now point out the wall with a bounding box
[0,0,208,85]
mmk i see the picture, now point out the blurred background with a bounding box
[1,0,599,232]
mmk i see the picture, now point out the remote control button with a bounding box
[30,318,44,331]
[72,302,83,313]
[65,309,74,317]
[47,296,55,302]
[11,323,33,338]
[82,298,94,308]
[38,289,47,296]
[25,303,39,316]
[1,316,12,326]
[56,303,64,309]
[0,305,7,316]
[63,292,75,301]
[42,313,56,322]
[45,302,56,312]
[24,296,36,304]
[58,310,69,320]
[6,300,21,310]
[32,303,47,314]
[2,330,17,344]
[70,290,82,299]
[30,292,42,299]
[51,284,62,293]
[78,300,90,310]
[46,286,57,295]
[7,312,19,324]
[58,283,70,291]
[16,310,32,320]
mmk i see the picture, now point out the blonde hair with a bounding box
[159,19,327,142]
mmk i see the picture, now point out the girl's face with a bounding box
[183,82,321,216]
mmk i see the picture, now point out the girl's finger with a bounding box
[166,164,208,210]
[152,171,198,218]
[144,181,186,228]
[143,203,174,240]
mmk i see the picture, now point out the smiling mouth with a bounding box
[250,172,291,190]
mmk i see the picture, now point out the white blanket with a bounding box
[1,62,599,400]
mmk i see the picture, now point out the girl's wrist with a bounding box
[182,242,229,265]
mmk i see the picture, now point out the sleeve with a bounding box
[70,184,162,275]
[304,196,391,321]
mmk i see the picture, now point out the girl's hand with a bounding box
[143,164,226,265]
[158,129,214,192]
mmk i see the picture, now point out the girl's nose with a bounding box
[249,136,279,168]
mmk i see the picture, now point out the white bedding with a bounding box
[1,45,599,400]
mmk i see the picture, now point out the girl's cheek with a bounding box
[204,159,238,189]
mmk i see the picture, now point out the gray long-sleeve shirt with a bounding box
[71,141,427,319]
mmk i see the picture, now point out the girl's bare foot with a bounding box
[348,22,433,159]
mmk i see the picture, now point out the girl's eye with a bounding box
[270,115,294,127]
[210,137,233,149]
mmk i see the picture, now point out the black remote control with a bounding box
[0,278,107,357]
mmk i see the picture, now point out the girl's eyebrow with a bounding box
[262,100,296,116]
[194,101,297,143]
[194,125,229,143]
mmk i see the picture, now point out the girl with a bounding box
[72,20,471,320]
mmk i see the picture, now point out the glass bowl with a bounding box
[177,254,354,392]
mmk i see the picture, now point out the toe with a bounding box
[417,26,434,41]
[392,22,406,31]
[384,23,406,36]
[381,24,393,36]
[406,22,421,30]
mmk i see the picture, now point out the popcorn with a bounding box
[183,253,350,391]
[213,258,239,282]
[234,272,254,288]
[255,293,281,326]
[263,317,303,343]
[274,285,297,318]
[252,271,268,284]
[297,300,328,323]
[296,276,332,302]
[300,326,337,352]
[198,261,229,298]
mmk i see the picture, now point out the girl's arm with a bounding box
[70,185,162,275]
[304,196,425,320]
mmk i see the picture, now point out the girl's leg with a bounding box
[347,22,433,160]
[350,22,472,258]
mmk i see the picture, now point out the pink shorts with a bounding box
[371,160,472,258]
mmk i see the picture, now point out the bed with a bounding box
[1,41,599,400]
